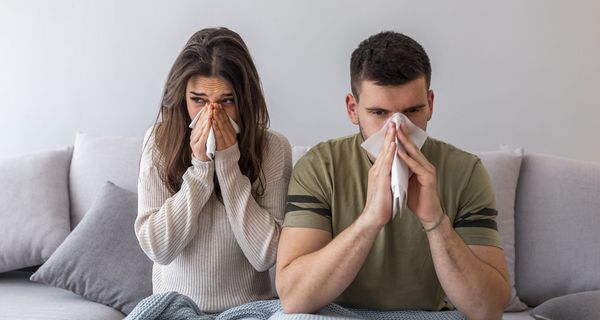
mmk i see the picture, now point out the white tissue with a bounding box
[361,113,428,219]
[188,111,241,159]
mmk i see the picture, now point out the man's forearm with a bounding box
[426,215,510,320]
[277,215,382,313]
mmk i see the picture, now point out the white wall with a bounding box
[1,0,599,162]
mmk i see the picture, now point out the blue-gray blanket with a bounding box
[125,292,466,320]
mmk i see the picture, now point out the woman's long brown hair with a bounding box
[147,27,269,198]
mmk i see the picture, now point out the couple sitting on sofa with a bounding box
[131,27,510,320]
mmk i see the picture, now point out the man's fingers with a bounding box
[381,140,396,173]
[384,123,395,145]
[397,151,429,177]
[396,123,419,155]
[397,123,434,171]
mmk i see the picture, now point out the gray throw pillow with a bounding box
[30,181,152,314]
[476,147,528,311]
[0,147,72,273]
[531,291,600,320]
[69,132,143,229]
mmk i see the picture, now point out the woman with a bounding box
[134,27,292,313]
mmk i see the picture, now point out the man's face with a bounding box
[346,77,434,140]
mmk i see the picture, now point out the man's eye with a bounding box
[405,108,420,114]
[371,111,386,116]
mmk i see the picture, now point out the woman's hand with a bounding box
[212,103,238,151]
[190,105,213,162]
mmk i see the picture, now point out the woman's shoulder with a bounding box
[142,124,159,145]
[140,125,161,168]
[264,128,291,152]
[262,128,292,169]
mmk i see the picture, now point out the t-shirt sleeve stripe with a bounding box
[287,195,322,203]
[455,208,498,221]
[285,203,332,217]
[453,218,498,230]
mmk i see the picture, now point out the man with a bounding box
[275,31,511,320]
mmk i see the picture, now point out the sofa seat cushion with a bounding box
[0,271,124,320]
[502,310,534,320]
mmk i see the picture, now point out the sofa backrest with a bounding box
[514,153,600,306]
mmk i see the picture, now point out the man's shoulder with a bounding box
[305,134,360,159]
[295,134,361,170]
[424,137,481,168]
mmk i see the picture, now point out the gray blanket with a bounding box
[125,292,466,320]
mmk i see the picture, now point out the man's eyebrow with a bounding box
[402,104,427,111]
[365,107,391,112]
[190,91,206,96]
[221,93,234,97]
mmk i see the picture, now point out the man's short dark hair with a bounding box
[350,31,431,100]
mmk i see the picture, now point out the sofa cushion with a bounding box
[515,153,600,306]
[0,271,124,320]
[0,147,72,273]
[531,291,600,320]
[31,181,153,314]
[476,148,528,311]
[69,132,143,228]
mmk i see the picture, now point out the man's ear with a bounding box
[346,94,359,125]
[426,89,435,121]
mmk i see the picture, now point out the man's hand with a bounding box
[190,106,213,162]
[212,103,237,151]
[362,123,397,227]
[396,122,444,228]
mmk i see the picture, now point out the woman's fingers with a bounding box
[190,106,214,161]
[218,104,237,135]
[212,104,237,150]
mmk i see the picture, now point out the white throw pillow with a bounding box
[69,132,143,228]
[0,147,72,272]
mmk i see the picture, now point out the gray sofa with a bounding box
[1,132,598,320]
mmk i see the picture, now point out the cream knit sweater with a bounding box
[135,127,292,313]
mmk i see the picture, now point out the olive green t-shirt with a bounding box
[283,133,501,311]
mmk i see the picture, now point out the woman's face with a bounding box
[185,76,239,124]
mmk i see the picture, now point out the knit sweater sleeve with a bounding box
[134,128,215,265]
[214,131,292,272]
